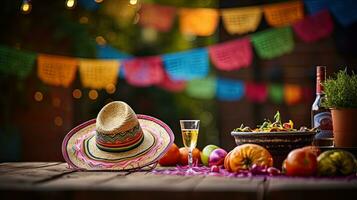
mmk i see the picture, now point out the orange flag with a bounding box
[79,59,120,89]
[263,1,304,27]
[139,4,176,32]
[284,84,302,105]
[179,8,219,36]
[37,54,78,87]
[221,6,262,35]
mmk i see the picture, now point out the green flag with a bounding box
[269,84,284,104]
[251,27,294,59]
[0,46,37,78]
[186,77,216,99]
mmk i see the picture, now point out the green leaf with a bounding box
[322,69,357,108]
[274,111,281,124]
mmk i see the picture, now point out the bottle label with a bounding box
[313,112,333,139]
[316,66,326,94]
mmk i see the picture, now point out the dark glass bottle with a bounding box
[311,66,333,147]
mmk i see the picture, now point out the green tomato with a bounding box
[317,150,357,176]
[201,145,219,166]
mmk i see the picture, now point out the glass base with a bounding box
[185,167,197,175]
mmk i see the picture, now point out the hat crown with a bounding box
[96,101,137,134]
[95,101,144,152]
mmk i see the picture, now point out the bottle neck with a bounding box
[316,66,326,94]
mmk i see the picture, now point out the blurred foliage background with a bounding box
[0,0,220,162]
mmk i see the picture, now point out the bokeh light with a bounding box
[21,1,32,14]
[79,16,89,24]
[66,0,76,9]
[88,89,98,100]
[129,0,138,5]
[105,84,116,94]
[54,116,63,127]
[72,89,82,99]
[96,36,106,45]
[34,91,43,102]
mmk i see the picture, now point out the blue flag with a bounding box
[163,48,209,81]
[329,0,357,27]
[216,78,244,101]
[304,0,330,14]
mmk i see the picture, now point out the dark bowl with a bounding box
[231,131,317,167]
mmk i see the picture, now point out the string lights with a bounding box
[21,0,32,14]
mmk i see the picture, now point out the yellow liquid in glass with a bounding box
[181,129,199,149]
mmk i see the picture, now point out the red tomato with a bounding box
[301,146,321,157]
[158,143,180,166]
[285,148,317,176]
[179,147,201,166]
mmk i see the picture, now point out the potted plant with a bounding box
[322,69,357,147]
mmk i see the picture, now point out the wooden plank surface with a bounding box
[1,163,357,200]
[37,171,126,189]
[0,163,74,189]
[265,176,357,200]
[194,176,265,200]
[0,162,61,173]
[96,172,205,191]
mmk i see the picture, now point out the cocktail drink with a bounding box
[180,120,200,173]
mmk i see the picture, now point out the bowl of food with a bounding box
[231,111,317,167]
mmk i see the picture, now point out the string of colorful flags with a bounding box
[0,42,313,106]
[2,0,356,104]
[77,0,356,34]
[133,0,355,35]
[0,44,313,105]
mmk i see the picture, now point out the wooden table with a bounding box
[0,162,356,200]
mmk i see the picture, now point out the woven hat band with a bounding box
[95,124,144,152]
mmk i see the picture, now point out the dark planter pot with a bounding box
[331,108,357,147]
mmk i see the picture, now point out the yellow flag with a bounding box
[37,54,78,87]
[179,8,219,36]
[263,1,304,27]
[221,6,262,35]
[79,59,120,89]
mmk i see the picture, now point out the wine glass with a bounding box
[180,120,200,174]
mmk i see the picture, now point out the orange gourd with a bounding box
[224,144,273,172]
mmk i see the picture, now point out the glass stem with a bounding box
[188,148,193,168]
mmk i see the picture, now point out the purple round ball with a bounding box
[209,148,227,167]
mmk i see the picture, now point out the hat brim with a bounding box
[62,114,174,171]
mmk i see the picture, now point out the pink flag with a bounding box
[245,82,268,103]
[292,10,334,43]
[209,38,252,71]
[157,72,186,92]
[139,4,176,32]
[123,56,164,87]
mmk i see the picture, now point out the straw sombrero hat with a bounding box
[62,101,174,170]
